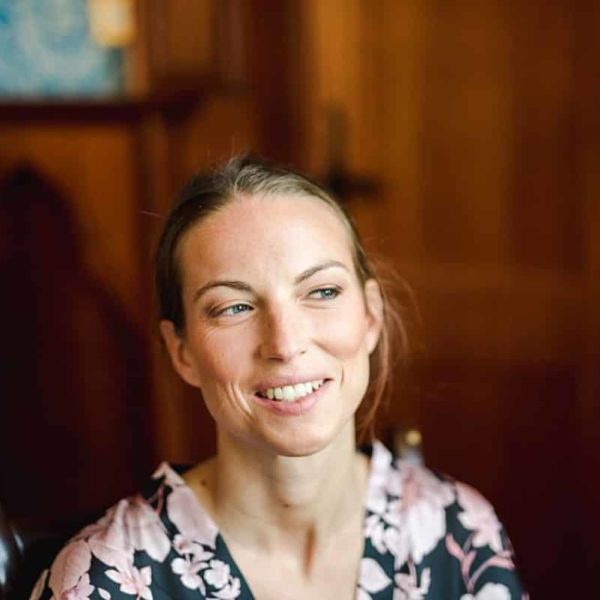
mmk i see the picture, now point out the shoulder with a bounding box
[363,442,527,598]
[30,493,168,599]
[395,457,506,547]
[29,463,187,600]
[368,441,508,548]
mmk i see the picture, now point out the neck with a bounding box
[204,423,369,561]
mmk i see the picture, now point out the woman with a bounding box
[31,156,526,599]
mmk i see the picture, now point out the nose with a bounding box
[259,303,307,362]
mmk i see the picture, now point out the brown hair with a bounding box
[155,155,408,441]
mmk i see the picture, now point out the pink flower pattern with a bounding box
[29,441,526,599]
[456,483,504,552]
[105,565,153,599]
[60,573,95,600]
[171,556,207,592]
[394,564,431,600]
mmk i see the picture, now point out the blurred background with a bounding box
[0,1,598,597]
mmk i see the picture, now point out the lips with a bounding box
[256,379,326,402]
[252,378,331,415]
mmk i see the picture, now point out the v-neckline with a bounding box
[158,441,393,599]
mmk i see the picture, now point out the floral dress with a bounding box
[30,442,527,599]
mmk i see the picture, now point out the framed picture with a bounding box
[0,0,126,97]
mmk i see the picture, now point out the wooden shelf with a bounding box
[0,86,212,124]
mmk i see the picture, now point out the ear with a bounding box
[364,279,384,354]
[159,320,203,389]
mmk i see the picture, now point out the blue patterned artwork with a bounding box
[0,0,124,97]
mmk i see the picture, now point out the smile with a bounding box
[256,379,326,402]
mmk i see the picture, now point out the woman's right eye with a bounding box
[214,303,253,317]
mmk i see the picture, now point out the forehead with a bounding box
[178,193,355,283]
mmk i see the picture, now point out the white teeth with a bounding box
[259,379,325,402]
[294,383,306,396]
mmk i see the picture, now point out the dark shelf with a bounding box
[0,90,207,124]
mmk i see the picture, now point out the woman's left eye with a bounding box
[308,286,341,300]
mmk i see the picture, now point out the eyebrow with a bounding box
[193,280,252,303]
[294,260,349,284]
[192,260,349,303]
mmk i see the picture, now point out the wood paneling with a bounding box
[421,0,513,265]
[0,125,141,316]
[576,0,600,573]
[507,1,583,271]
[0,164,151,523]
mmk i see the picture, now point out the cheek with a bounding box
[190,330,252,389]
[324,323,369,358]
[317,301,372,404]
[191,335,254,425]
[317,301,371,357]
[326,316,371,410]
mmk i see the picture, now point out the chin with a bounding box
[261,419,354,458]
[270,440,326,458]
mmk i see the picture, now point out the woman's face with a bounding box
[161,193,383,457]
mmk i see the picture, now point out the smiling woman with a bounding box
[159,187,383,459]
[30,156,528,600]
[154,156,399,446]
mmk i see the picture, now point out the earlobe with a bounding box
[159,320,203,388]
[364,279,384,354]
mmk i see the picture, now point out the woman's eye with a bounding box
[309,286,341,300]
[215,303,252,317]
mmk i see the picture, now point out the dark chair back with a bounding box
[0,503,77,600]
[0,503,21,599]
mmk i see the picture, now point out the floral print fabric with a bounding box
[30,442,527,599]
